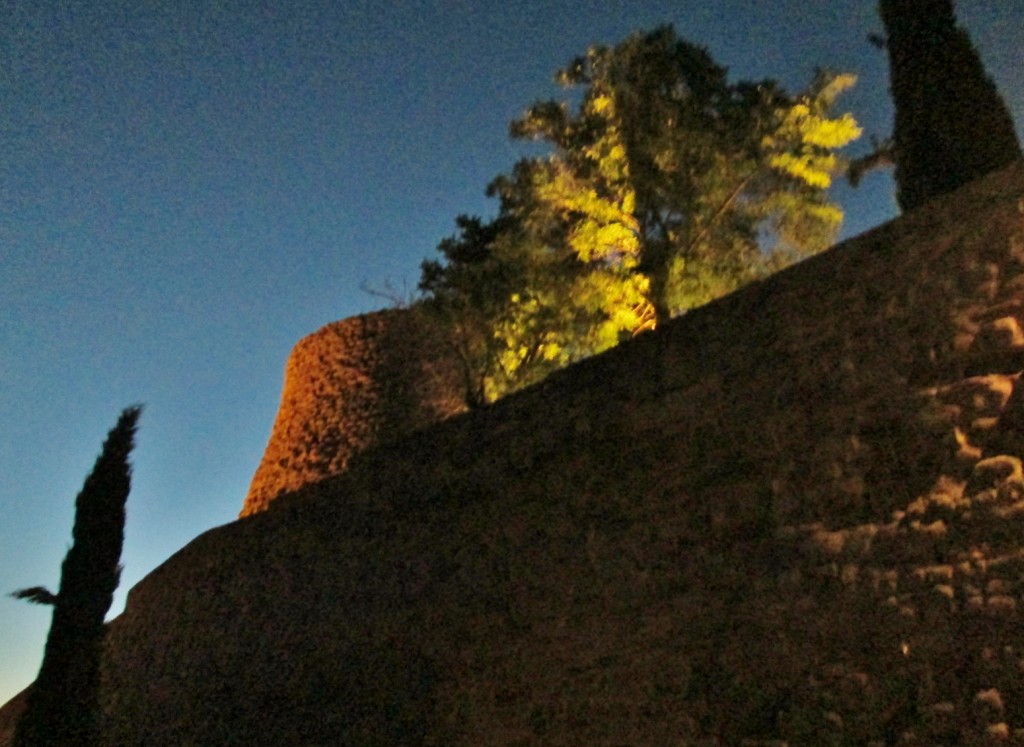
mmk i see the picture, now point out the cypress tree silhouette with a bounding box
[880,0,1021,211]
[11,406,142,747]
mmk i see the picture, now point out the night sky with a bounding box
[2,0,1022,704]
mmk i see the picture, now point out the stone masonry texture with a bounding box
[4,161,1024,745]
[240,308,468,516]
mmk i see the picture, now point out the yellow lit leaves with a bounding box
[773,103,862,149]
[804,114,862,149]
[589,93,614,115]
[765,72,862,189]
[571,269,653,350]
[535,157,641,266]
[768,152,839,189]
[816,72,859,108]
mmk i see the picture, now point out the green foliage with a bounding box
[13,406,141,747]
[422,25,860,403]
[420,214,536,405]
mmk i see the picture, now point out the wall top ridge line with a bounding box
[242,161,1024,519]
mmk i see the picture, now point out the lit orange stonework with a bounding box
[240,308,467,516]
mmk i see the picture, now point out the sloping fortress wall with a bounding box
[241,308,468,516]
[4,162,1024,745]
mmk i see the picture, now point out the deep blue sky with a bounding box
[2,0,1022,704]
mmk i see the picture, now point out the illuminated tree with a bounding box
[880,0,1021,211]
[12,406,141,747]
[515,28,860,323]
[420,214,529,406]
[422,26,860,402]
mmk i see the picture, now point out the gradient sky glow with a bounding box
[2,1,1022,705]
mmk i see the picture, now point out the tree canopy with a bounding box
[879,0,1021,211]
[421,25,860,404]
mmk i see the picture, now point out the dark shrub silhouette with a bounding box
[880,0,1021,210]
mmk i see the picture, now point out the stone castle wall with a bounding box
[4,163,1024,745]
[240,308,468,516]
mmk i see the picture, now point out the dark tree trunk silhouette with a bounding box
[880,0,1021,211]
[12,406,141,747]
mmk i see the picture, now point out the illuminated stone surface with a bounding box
[241,308,468,517]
